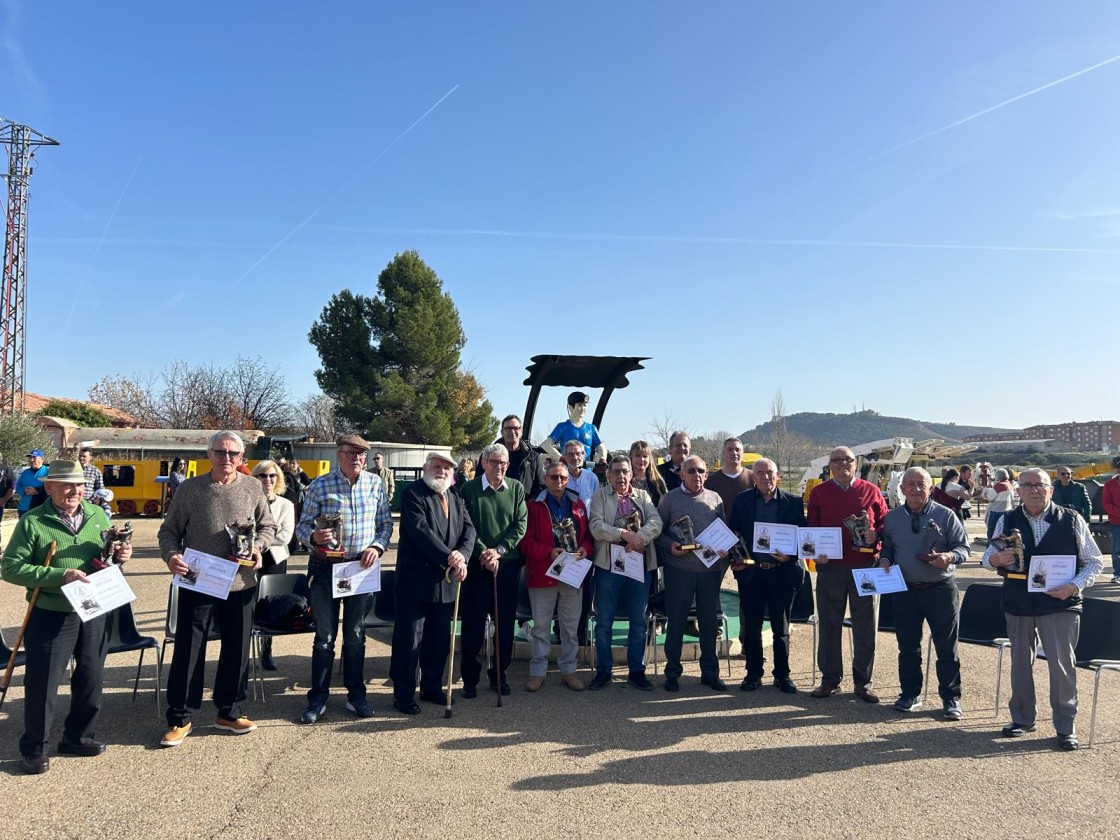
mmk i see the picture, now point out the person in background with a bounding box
[0,451,17,509]
[1052,466,1091,523]
[629,440,668,507]
[932,468,967,520]
[371,451,396,506]
[166,457,187,507]
[657,431,691,492]
[983,468,1018,541]
[78,448,104,502]
[1102,457,1120,584]
[705,437,752,518]
[16,449,49,518]
[251,459,296,671]
[454,457,475,493]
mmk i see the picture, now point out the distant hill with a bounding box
[741,410,1018,447]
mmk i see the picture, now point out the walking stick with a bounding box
[492,565,502,708]
[1,541,57,711]
[445,571,462,720]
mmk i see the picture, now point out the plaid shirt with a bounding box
[982,503,1103,591]
[82,463,104,501]
[296,467,393,559]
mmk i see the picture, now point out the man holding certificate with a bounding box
[807,446,889,703]
[2,460,132,774]
[296,434,393,723]
[588,455,663,691]
[158,432,276,747]
[880,468,970,719]
[389,453,473,715]
[982,468,1103,751]
[520,460,595,692]
[729,458,806,694]
[656,455,728,692]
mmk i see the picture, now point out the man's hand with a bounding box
[479,548,500,573]
[669,542,688,558]
[62,569,89,585]
[447,550,467,582]
[251,547,264,571]
[773,550,791,564]
[917,552,953,571]
[311,528,335,547]
[114,543,133,564]
[879,558,892,571]
[550,547,564,561]
[166,553,188,576]
[24,486,37,496]
[1047,583,1078,601]
[730,559,748,572]
[815,553,830,566]
[619,531,644,552]
[988,550,1016,568]
[358,547,380,569]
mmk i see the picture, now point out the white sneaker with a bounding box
[1112,575,1120,584]
[515,622,532,641]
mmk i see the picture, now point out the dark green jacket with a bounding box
[459,476,527,563]
[1051,480,1091,522]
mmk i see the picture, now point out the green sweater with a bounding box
[459,476,528,562]
[1,499,112,613]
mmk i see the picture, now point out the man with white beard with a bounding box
[388,453,474,715]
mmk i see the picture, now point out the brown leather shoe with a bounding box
[810,682,841,698]
[526,676,545,692]
[855,685,880,703]
[561,673,585,692]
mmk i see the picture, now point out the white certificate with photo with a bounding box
[61,565,137,623]
[172,548,240,600]
[751,522,798,556]
[545,551,593,588]
[797,527,843,562]
[694,518,738,554]
[609,544,646,582]
[1027,554,1077,593]
[852,565,908,596]
[332,560,381,598]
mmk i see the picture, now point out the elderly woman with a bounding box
[251,460,296,671]
[520,459,595,692]
[983,468,1018,540]
[587,455,663,691]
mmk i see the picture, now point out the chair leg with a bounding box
[154,652,162,717]
[132,649,145,702]
[994,645,1006,717]
[723,616,731,678]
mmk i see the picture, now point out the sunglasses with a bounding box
[685,467,707,475]
[257,473,278,480]
[211,450,242,460]
[546,474,567,481]
[830,457,855,464]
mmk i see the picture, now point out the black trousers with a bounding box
[165,586,255,726]
[20,608,108,758]
[663,564,723,680]
[459,560,520,687]
[738,563,804,681]
[390,596,454,700]
[893,580,961,700]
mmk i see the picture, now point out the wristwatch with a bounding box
[496,545,507,557]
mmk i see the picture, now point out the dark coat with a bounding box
[395,478,476,603]
[729,487,807,582]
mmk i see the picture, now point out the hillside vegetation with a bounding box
[741,410,1017,447]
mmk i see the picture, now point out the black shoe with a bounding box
[740,677,761,692]
[300,703,327,725]
[775,678,798,695]
[260,637,277,672]
[893,694,923,713]
[58,739,106,757]
[461,685,478,700]
[1057,733,1079,751]
[346,699,375,718]
[628,672,653,691]
[664,677,680,692]
[19,755,49,774]
[588,671,611,691]
[393,698,422,715]
[1001,722,1037,738]
[492,682,511,696]
[418,691,453,706]
[701,675,728,692]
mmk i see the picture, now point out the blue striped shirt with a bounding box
[296,468,393,558]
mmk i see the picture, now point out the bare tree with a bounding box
[691,429,735,468]
[293,393,351,441]
[646,412,696,455]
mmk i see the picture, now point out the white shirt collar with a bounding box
[482,473,506,492]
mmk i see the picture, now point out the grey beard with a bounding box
[424,474,452,494]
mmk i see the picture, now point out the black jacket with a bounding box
[729,487,807,582]
[395,478,476,604]
[502,440,545,500]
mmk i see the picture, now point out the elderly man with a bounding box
[729,458,806,694]
[1052,467,1091,523]
[588,455,663,690]
[983,468,1103,750]
[157,431,276,747]
[1104,458,1120,584]
[16,448,49,518]
[657,431,691,492]
[499,413,544,499]
[389,453,473,715]
[880,467,970,718]
[807,446,889,702]
[656,455,727,692]
[370,452,396,506]
[706,437,753,516]
[563,439,599,507]
[2,460,132,774]
[520,459,594,692]
[78,448,104,502]
[296,434,393,723]
[458,443,528,697]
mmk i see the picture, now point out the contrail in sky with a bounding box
[62,153,144,331]
[841,52,1120,172]
[233,83,460,286]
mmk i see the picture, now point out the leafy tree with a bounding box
[37,399,113,427]
[309,251,497,448]
[0,412,55,465]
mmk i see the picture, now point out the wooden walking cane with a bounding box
[0,540,57,711]
[445,570,462,720]
[491,566,502,708]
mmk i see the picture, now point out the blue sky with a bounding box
[3,1,1118,445]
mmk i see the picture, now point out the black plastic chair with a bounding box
[646,588,731,678]
[758,571,820,684]
[251,572,315,701]
[105,602,161,714]
[159,582,222,686]
[0,627,27,709]
[363,568,397,631]
[956,583,1010,715]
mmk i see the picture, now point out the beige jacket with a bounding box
[589,485,663,571]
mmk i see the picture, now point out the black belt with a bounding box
[757,562,780,570]
[907,580,946,591]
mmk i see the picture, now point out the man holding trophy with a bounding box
[158,432,276,747]
[520,460,595,692]
[296,434,393,724]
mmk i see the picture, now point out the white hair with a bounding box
[480,443,508,462]
[208,430,245,453]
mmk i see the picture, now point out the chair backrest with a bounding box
[877,592,896,632]
[165,582,222,640]
[515,565,532,622]
[958,583,1008,642]
[0,626,24,664]
[1076,597,1120,663]
[374,569,397,623]
[789,573,815,622]
[256,572,306,600]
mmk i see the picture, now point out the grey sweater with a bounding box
[656,486,726,573]
[157,471,277,591]
[880,500,970,584]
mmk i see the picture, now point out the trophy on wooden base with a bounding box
[991,529,1025,576]
[842,511,877,554]
[669,515,699,552]
[619,510,642,533]
[553,517,579,554]
[727,532,752,566]
[92,521,133,571]
[918,520,943,560]
[313,512,345,560]
[225,521,257,567]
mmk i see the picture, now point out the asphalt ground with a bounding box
[1,514,1118,839]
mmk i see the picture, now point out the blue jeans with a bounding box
[1112,525,1120,577]
[307,566,371,705]
[593,568,651,674]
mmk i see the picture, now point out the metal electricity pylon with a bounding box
[0,119,59,414]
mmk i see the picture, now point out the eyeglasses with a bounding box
[546,474,567,481]
[1019,481,1050,490]
[830,457,855,464]
[211,450,242,460]
[610,469,632,475]
[257,473,278,480]
[685,467,706,475]
[1058,473,1071,477]
[487,460,509,469]
[338,449,367,458]
[502,425,522,433]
